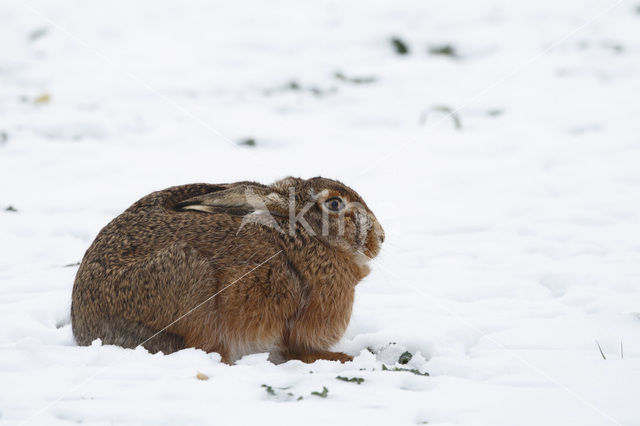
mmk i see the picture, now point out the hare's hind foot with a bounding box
[75,318,185,355]
[281,349,353,364]
[139,329,185,354]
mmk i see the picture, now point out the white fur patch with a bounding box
[181,205,217,213]
[227,339,279,363]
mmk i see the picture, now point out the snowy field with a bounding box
[1,0,640,424]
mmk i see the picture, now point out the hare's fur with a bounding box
[71,177,384,363]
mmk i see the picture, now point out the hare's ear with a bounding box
[176,185,285,216]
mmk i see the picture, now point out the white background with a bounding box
[1,0,639,424]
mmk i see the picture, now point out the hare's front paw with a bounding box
[283,350,353,364]
[322,351,353,363]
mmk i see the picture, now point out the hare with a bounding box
[71,176,384,364]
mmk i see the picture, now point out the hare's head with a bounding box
[267,177,384,261]
[177,176,384,263]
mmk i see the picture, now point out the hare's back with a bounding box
[84,183,245,266]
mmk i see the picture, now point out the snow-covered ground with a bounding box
[1,0,640,424]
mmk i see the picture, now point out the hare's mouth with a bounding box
[353,238,381,266]
[353,249,372,266]
[361,226,384,260]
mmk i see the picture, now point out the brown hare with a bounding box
[71,176,384,364]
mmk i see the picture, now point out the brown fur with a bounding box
[71,177,384,363]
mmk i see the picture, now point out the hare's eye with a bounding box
[324,197,345,212]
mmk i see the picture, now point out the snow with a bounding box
[1,0,640,424]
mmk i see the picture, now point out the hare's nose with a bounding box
[378,231,385,244]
